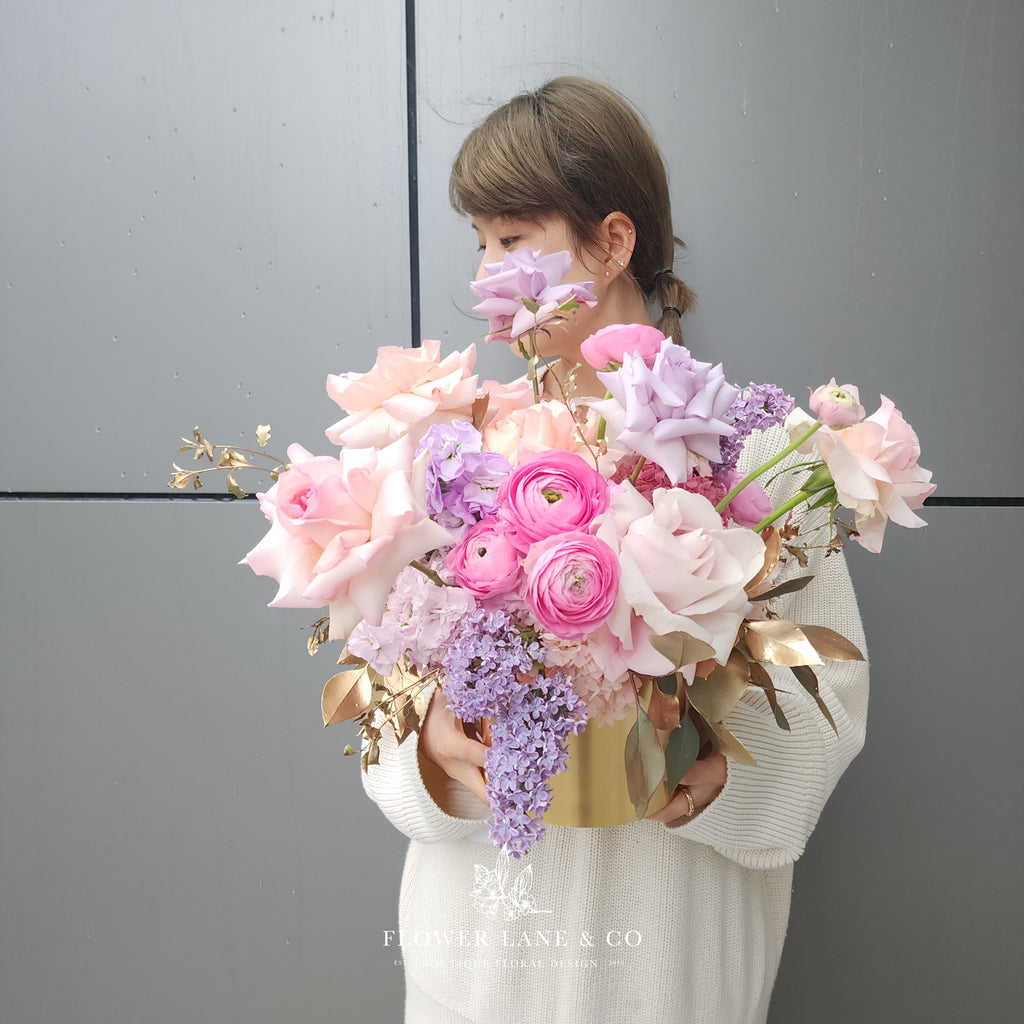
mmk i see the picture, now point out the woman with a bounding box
[363,77,868,1024]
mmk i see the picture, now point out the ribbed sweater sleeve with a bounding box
[360,678,490,844]
[664,425,869,867]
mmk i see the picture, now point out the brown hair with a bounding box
[449,76,696,343]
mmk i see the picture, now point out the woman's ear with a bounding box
[599,211,637,278]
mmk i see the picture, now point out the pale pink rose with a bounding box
[580,323,667,370]
[241,438,452,639]
[482,400,580,466]
[815,395,935,553]
[809,378,866,427]
[325,339,478,448]
[446,515,523,599]
[498,450,610,550]
[523,533,620,639]
[592,486,766,677]
[477,378,535,421]
[721,471,773,529]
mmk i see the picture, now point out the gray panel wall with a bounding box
[2,2,1021,1022]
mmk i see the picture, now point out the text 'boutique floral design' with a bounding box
[174,246,934,858]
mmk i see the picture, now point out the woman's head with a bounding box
[450,76,696,343]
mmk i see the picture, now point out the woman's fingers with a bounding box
[419,686,489,799]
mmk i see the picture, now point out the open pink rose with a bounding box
[580,323,667,370]
[446,515,523,599]
[498,449,610,550]
[483,400,582,466]
[809,379,866,427]
[592,486,766,677]
[242,438,451,638]
[523,533,620,639]
[325,338,478,448]
[814,395,935,552]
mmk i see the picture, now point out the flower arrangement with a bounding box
[171,250,934,857]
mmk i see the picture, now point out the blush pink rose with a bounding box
[814,395,935,553]
[591,486,766,678]
[580,323,667,370]
[809,378,866,427]
[325,338,478,448]
[523,533,620,640]
[498,449,610,550]
[482,400,581,466]
[242,438,452,639]
[446,515,523,599]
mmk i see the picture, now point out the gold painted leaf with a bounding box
[783,543,810,568]
[707,720,757,766]
[256,424,272,448]
[753,574,814,603]
[791,665,838,734]
[647,681,680,730]
[471,394,490,431]
[745,528,782,596]
[686,648,750,723]
[798,625,865,662]
[226,474,247,499]
[322,667,373,727]
[748,660,791,732]
[624,706,665,818]
[650,631,716,671]
[744,619,824,667]
[168,470,191,489]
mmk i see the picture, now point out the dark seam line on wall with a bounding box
[405,0,421,348]
[1,494,1022,506]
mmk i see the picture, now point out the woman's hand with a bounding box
[418,686,490,804]
[648,751,727,826]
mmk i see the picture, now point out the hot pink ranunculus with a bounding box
[592,485,766,678]
[809,378,867,427]
[580,323,667,371]
[325,338,478,448]
[814,395,935,552]
[523,533,620,640]
[498,449,610,550]
[446,515,523,599]
[241,438,452,638]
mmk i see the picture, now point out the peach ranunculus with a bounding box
[241,438,452,639]
[589,485,767,679]
[325,338,478,449]
[812,395,935,553]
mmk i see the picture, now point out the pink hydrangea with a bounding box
[540,634,634,726]
[325,338,478,448]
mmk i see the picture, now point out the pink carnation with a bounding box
[241,438,451,639]
[325,338,478,448]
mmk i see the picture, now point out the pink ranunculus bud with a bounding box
[721,471,773,529]
[809,379,866,428]
[579,323,667,371]
[446,516,523,599]
[497,449,610,550]
[523,533,620,639]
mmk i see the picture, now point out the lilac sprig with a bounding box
[714,383,795,473]
[441,608,587,858]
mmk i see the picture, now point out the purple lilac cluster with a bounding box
[714,383,795,473]
[418,422,511,537]
[442,608,588,858]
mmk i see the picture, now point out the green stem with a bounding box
[408,560,451,588]
[628,456,647,485]
[752,489,813,532]
[715,422,822,516]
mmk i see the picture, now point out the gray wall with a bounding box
[2,2,1020,1022]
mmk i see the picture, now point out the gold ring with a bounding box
[681,786,695,817]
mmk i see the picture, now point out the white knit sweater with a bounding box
[361,427,869,1024]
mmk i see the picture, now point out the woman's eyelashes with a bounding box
[477,236,521,254]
